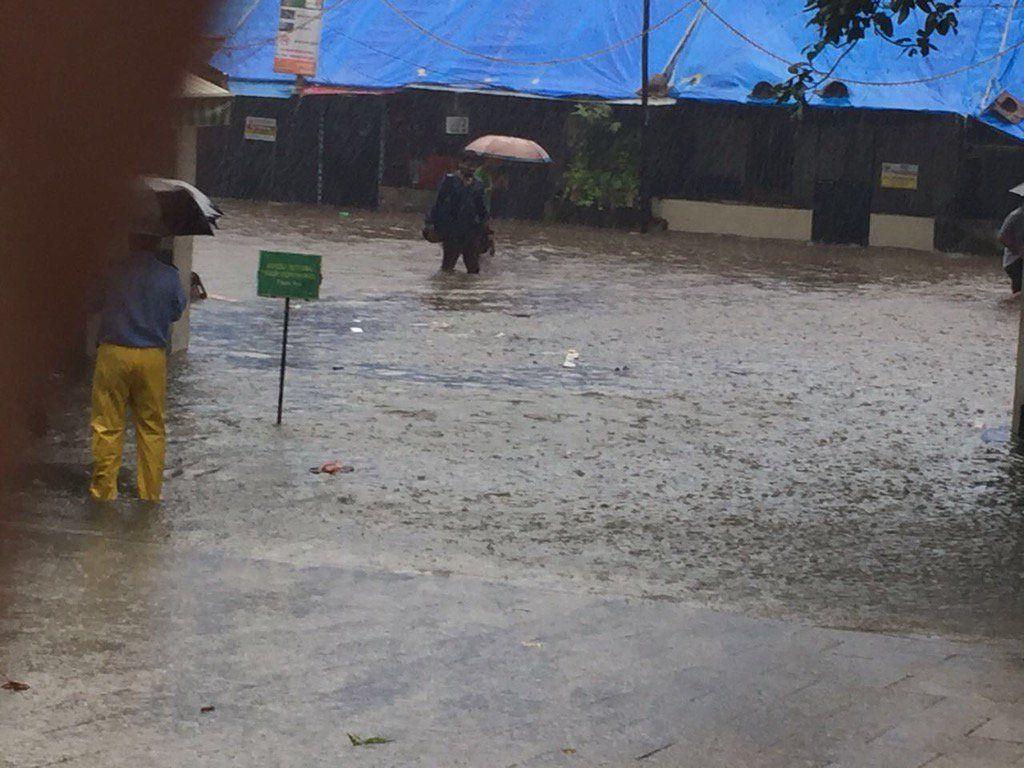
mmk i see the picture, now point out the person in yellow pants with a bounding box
[90,236,186,502]
[90,345,168,501]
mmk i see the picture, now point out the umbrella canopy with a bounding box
[131,176,223,236]
[464,135,551,164]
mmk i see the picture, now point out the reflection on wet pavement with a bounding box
[19,200,1024,639]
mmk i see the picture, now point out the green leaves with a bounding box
[776,0,962,103]
[563,104,640,210]
[347,733,392,746]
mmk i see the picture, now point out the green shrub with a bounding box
[563,104,639,210]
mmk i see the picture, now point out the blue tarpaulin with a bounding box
[211,0,1024,137]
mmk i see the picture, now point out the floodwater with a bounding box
[18,201,1024,639]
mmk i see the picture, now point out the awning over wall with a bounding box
[178,73,233,127]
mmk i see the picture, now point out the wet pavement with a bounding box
[10,200,1024,639]
[6,201,1024,765]
[4,522,1024,768]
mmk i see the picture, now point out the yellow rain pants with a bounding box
[89,344,168,502]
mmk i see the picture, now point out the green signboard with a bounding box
[258,251,322,300]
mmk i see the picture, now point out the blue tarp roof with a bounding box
[211,0,1024,138]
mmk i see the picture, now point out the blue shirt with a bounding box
[98,252,187,349]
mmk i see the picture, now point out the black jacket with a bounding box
[426,173,488,240]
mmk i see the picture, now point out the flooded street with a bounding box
[15,2,1024,762]
[19,201,1024,639]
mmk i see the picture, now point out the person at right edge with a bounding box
[424,154,489,274]
[90,234,187,502]
[999,200,1024,297]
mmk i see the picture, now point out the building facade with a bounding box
[198,87,1024,254]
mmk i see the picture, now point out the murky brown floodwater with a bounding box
[20,201,1024,639]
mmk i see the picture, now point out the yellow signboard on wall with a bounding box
[880,163,919,190]
[244,116,277,142]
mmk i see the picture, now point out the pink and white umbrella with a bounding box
[464,135,551,164]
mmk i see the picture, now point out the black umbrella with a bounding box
[131,177,223,237]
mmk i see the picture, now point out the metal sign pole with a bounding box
[640,0,652,233]
[1013,304,1024,439]
[258,250,321,424]
[276,297,290,425]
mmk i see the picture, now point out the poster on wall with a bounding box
[244,116,278,142]
[445,116,470,135]
[880,163,919,190]
[274,0,323,77]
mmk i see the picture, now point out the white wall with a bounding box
[868,214,935,251]
[655,198,813,242]
[657,199,938,252]
[170,126,198,355]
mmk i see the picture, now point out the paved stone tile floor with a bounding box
[1,521,1022,767]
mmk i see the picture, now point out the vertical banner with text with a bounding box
[274,0,323,77]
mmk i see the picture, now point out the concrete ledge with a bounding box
[655,198,812,241]
[869,213,935,251]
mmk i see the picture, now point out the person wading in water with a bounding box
[424,154,489,274]
[1000,201,1024,297]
